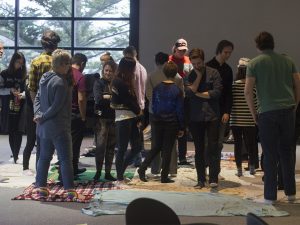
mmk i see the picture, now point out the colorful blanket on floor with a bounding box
[12,180,123,203]
[48,167,134,182]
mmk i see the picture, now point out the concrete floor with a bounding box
[0,134,300,225]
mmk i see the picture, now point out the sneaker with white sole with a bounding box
[23,169,35,176]
[0,176,9,182]
[8,156,14,163]
[254,198,275,205]
[209,182,218,188]
[287,195,296,202]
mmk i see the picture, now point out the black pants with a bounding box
[189,120,219,183]
[22,101,37,170]
[8,112,22,161]
[71,118,85,172]
[8,130,22,161]
[115,117,142,180]
[0,95,10,133]
[94,118,116,174]
[231,126,257,168]
[178,130,187,162]
[140,121,178,180]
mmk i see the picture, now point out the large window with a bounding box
[0,0,139,73]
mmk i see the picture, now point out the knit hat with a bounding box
[238,58,250,67]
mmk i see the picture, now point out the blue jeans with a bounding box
[36,132,74,190]
[115,118,142,180]
[258,107,296,200]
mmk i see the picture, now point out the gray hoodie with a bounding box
[34,71,72,139]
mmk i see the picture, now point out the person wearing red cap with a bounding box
[169,38,193,166]
[169,39,192,78]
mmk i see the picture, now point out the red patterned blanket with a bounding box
[12,180,123,203]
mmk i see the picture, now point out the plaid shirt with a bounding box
[28,52,52,93]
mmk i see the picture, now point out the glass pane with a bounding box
[18,20,71,47]
[75,20,129,48]
[0,49,14,71]
[0,20,14,47]
[75,0,130,18]
[20,49,43,69]
[0,0,15,17]
[19,0,71,17]
[75,50,123,74]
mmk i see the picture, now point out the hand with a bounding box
[221,113,230,123]
[177,130,184,138]
[103,94,111,99]
[33,116,41,123]
[19,92,26,99]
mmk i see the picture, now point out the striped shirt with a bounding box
[230,80,257,127]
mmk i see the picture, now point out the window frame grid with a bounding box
[0,0,139,55]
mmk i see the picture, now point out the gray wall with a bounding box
[139,0,299,74]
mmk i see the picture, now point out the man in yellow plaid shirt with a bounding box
[23,30,61,175]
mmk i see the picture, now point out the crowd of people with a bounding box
[0,30,299,204]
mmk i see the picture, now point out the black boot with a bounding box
[93,171,101,181]
[104,173,117,181]
[161,177,175,183]
[74,167,86,175]
[137,168,147,182]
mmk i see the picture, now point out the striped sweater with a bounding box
[230,80,257,127]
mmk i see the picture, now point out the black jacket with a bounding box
[206,57,233,116]
[111,77,140,115]
[93,77,115,120]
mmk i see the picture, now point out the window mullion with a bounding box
[15,0,19,52]
[71,0,75,56]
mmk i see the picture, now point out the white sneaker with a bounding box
[8,157,14,163]
[147,173,160,179]
[209,182,218,188]
[254,198,275,205]
[23,169,35,176]
[287,195,296,202]
[124,177,132,183]
[0,176,9,182]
